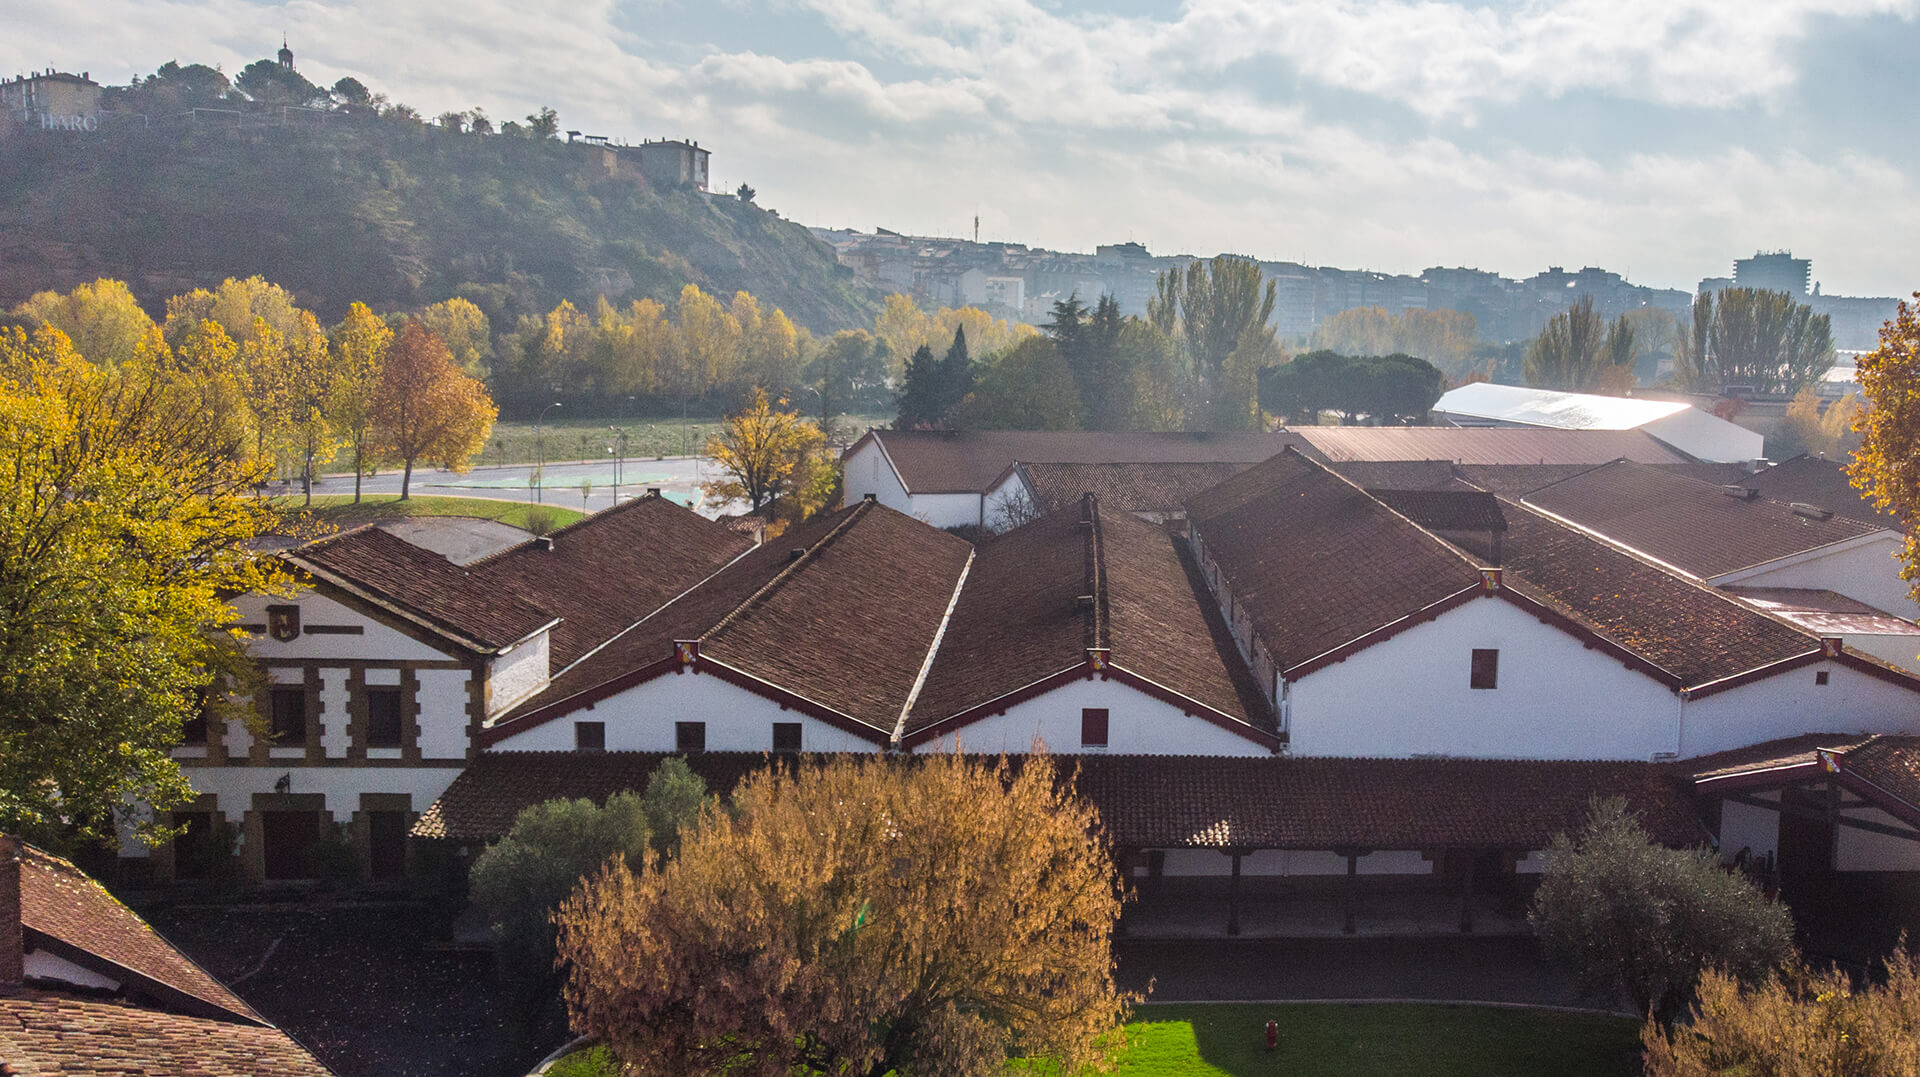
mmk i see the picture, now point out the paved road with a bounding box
[1116,937,1612,1010]
[314,456,717,515]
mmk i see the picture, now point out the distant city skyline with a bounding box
[8,0,1919,299]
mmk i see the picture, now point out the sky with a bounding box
[9,0,1920,297]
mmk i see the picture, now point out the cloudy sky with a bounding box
[11,0,1919,296]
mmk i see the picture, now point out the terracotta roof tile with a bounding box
[286,527,552,652]
[1367,488,1507,532]
[14,843,259,1024]
[412,751,781,842]
[1015,461,1251,515]
[1744,454,1903,529]
[857,430,1300,493]
[1186,449,1484,675]
[1292,427,1688,466]
[1835,735,1920,807]
[1522,460,1883,577]
[1679,733,1869,782]
[0,995,333,1076]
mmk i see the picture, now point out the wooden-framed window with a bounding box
[676,721,706,754]
[1470,648,1499,690]
[270,686,308,741]
[365,686,404,748]
[574,721,606,751]
[1081,708,1110,749]
[772,722,802,753]
[1815,670,1831,686]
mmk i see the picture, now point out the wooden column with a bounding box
[1340,848,1360,935]
[1226,849,1244,936]
[1457,852,1476,934]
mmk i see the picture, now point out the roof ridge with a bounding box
[467,489,669,568]
[703,500,874,644]
[1082,493,1109,651]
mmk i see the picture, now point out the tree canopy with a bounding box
[704,387,834,525]
[1260,350,1444,425]
[370,322,497,499]
[1524,297,1637,393]
[1676,287,1835,395]
[554,753,1130,1077]
[1848,293,1920,595]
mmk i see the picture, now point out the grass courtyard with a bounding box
[549,1003,1640,1077]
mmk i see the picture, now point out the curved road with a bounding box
[314,455,718,516]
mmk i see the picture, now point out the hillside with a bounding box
[0,123,882,332]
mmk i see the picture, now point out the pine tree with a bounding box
[895,343,944,427]
[938,327,973,416]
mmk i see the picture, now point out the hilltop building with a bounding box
[0,69,101,133]
[632,138,710,191]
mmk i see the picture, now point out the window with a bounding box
[181,696,209,746]
[270,686,307,741]
[574,721,605,751]
[1081,708,1110,749]
[365,687,404,748]
[773,722,802,753]
[676,721,707,754]
[1470,649,1499,690]
[1815,670,1831,686]
[171,812,217,880]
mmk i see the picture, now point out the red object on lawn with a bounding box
[1265,1019,1278,1051]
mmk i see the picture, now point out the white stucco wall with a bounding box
[1841,631,1920,675]
[487,669,889,753]
[320,668,351,758]
[1714,535,1915,620]
[911,675,1272,756]
[487,631,551,716]
[177,765,464,820]
[1287,596,1681,759]
[1678,661,1920,758]
[908,491,987,530]
[232,589,455,663]
[841,440,913,514]
[1836,805,1920,871]
[982,472,1034,533]
[1717,793,1780,863]
[415,669,474,759]
[25,951,120,992]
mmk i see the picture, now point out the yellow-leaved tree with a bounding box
[370,321,498,499]
[0,325,286,847]
[703,387,835,525]
[327,302,393,502]
[554,753,1131,1077]
[1850,293,1920,596]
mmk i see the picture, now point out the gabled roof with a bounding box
[1367,488,1507,532]
[468,493,754,667]
[10,840,262,1025]
[1744,454,1902,529]
[1013,461,1250,515]
[414,751,1703,852]
[904,495,1275,745]
[1724,587,1920,637]
[1186,449,1485,676]
[850,429,1299,494]
[1680,734,1920,828]
[0,996,334,1077]
[1522,459,1885,577]
[483,501,973,742]
[1292,426,1688,465]
[285,527,555,653]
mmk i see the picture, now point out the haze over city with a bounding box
[9,0,1920,297]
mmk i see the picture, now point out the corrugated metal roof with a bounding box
[1433,382,1691,430]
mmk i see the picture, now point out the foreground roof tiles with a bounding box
[415,750,1703,851]
[1014,461,1251,515]
[287,527,553,651]
[1186,449,1484,674]
[1522,460,1883,577]
[906,495,1272,739]
[0,995,333,1076]
[1743,454,1902,529]
[15,843,259,1024]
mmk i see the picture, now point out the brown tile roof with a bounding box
[905,496,1273,740]
[468,494,755,667]
[1070,755,1706,850]
[1014,461,1251,515]
[1186,449,1484,675]
[415,750,1702,852]
[488,501,972,739]
[1677,735,1920,826]
[1324,460,1461,490]
[1521,460,1884,577]
[1839,736,1920,809]
[1680,733,1870,782]
[1744,454,1903,529]
[1292,427,1689,466]
[14,842,260,1024]
[1453,463,1612,496]
[856,429,1300,493]
[1723,587,1920,635]
[0,995,333,1076]
[1367,489,1507,532]
[1494,503,1820,688]
[286,527,554,653]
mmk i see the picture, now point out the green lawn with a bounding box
[273,494,585,533]
[544,1003,1640,1077]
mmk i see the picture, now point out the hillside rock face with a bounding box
[0,125,882,332]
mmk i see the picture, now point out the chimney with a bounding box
[1721,485,1760,501]
[535,535,555,552]
[788,548,805,563]
[1489,531,1504,567]
[1,835,23,988]
[646,487,662,497]
[1077,593,1095,612]
[1790,502,1834,521]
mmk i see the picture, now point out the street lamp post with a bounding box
[535,401,562,504]
[608,425,628,506]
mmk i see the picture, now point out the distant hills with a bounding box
[0,123,883,332]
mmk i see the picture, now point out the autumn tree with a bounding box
[950,337,1083,430]
[327,303,393,502]
[414,297,492,377]
[370,322,498,499]
[1530,799,1794,1023]
[554,753,1130,1077]
[1676,287,1835,395]
[1775,387,1861,461]
[14,279,162,369]
[1641,948,1920,1075]
[1150,256,1279,430]
[0,326,285,847]
[704,387,834,520]
[1524,297,1637,393]
[1849,293,1920,581]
